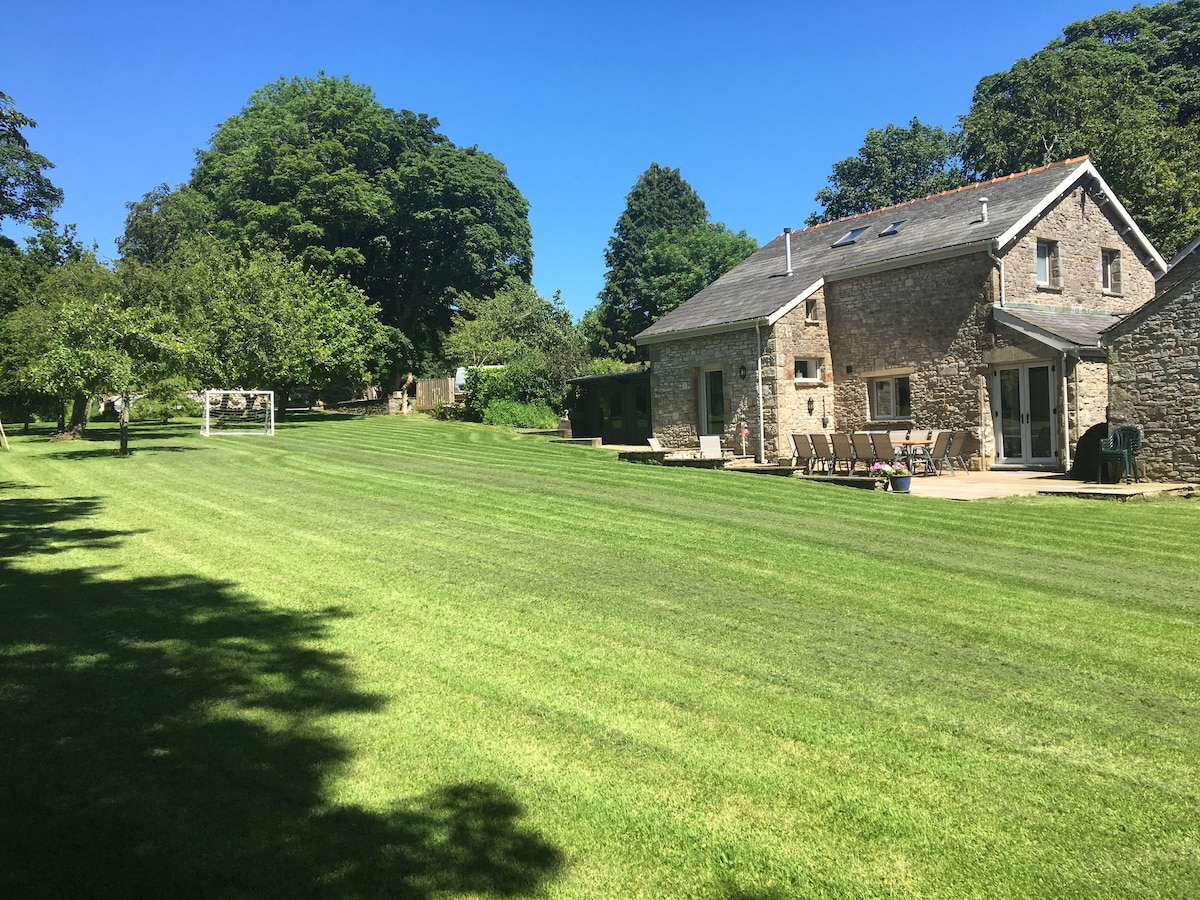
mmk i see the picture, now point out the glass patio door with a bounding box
[994,363,1057,465]
[701,369,725,436]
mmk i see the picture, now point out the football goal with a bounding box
[201,390,275,436]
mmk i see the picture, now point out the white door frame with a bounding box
[992,362,1058,466]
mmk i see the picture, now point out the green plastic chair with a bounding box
[1098,425,1142,484]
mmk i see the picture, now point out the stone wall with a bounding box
[767,290,836,461]
[1003,186,1156,312]
[647,328,765,454]
[1107,280,1200,483]
[825,252,994,445]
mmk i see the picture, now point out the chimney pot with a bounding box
[979,197,990,224]
[784,228,793,275]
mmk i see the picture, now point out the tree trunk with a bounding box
[275,386,287,422]
[69,392,89,432]
[57,401,66,434]
[118,394,130,456]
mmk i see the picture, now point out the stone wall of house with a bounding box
[1003,185,1156,313]
[1069,359,1110,440]
[1107,283,1200,483]
[825,252,994,454]
[767,289,836,461]
[646,328,765,454]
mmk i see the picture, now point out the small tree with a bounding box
[29,284,186,455]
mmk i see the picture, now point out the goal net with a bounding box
[201,390,275,436]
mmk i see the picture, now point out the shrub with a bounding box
[430,401,466,421]
[481,400,558,429]
[463,352,566,421]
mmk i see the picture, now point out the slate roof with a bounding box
[1154,233,1200,297]
[637,157,1164,343]
[993,304,1121,355]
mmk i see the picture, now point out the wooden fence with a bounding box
[415,377,456,411]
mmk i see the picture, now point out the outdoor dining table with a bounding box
[893,438,935,474]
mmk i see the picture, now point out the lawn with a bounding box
[1,413,1197,898]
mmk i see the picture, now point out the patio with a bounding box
[900,469,1196,501]
[596,441,1195,501]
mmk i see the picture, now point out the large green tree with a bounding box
[960,0,1200,257]
[199,249,390,415]
[126,74,533,377]
[589,163,722,361]
[635,223,758,322]
[0,92,63,239]
[806,119,967,225]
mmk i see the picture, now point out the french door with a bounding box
[701,369,725,436]
[993,363,1057,466]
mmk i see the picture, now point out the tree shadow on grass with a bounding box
[0,489,564,898]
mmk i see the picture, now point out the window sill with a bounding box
[1102,289,1123,298]
[1036,283,1063,294]
[793,378,822,386]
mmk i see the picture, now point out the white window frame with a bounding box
[870,376,911,421]
[794,358,823,383]
[1102,248,1122,293]
[1036,240,1061,287]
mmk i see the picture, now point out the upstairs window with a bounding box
[804,297,819,322]
[871,376,911,420]
[1036,240,1061,287]
[1102,248,1122,293]
[878,220,904,237]
[794,358,823,382]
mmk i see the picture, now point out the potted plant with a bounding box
[870,460,913,493]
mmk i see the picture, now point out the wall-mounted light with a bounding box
[738,365,747,380]
[807,397,815,415]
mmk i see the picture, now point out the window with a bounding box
[794,358,822,382]
[870,376,911,420]
[878,220,905,237]
[1102,249,1122,293]
[1036,240,1060,287]
[832,226,868,248]
[804,297,819,322]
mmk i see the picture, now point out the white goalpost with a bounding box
[201,390,275,436]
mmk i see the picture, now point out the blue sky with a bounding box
[4,0,1129,319]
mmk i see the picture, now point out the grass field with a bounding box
[1,413,1198,898]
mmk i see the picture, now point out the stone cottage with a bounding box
[1103,236,1200,483]
[635,157,1165,469]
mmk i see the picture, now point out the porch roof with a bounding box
[993,304,1121,358]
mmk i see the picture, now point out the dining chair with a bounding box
[830,432,854,475]
[810,433,834,474]
[926,431,955,475]
[789,433,815,472]
[850,432,875,474]
[948,431,969,472]
[871,432,898,465]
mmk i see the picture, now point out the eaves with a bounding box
[636,316,770,346]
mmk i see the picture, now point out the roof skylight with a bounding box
[831,226,868,248]
[879,220,905,236]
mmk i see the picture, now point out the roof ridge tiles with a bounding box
[799,155,1091,234]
